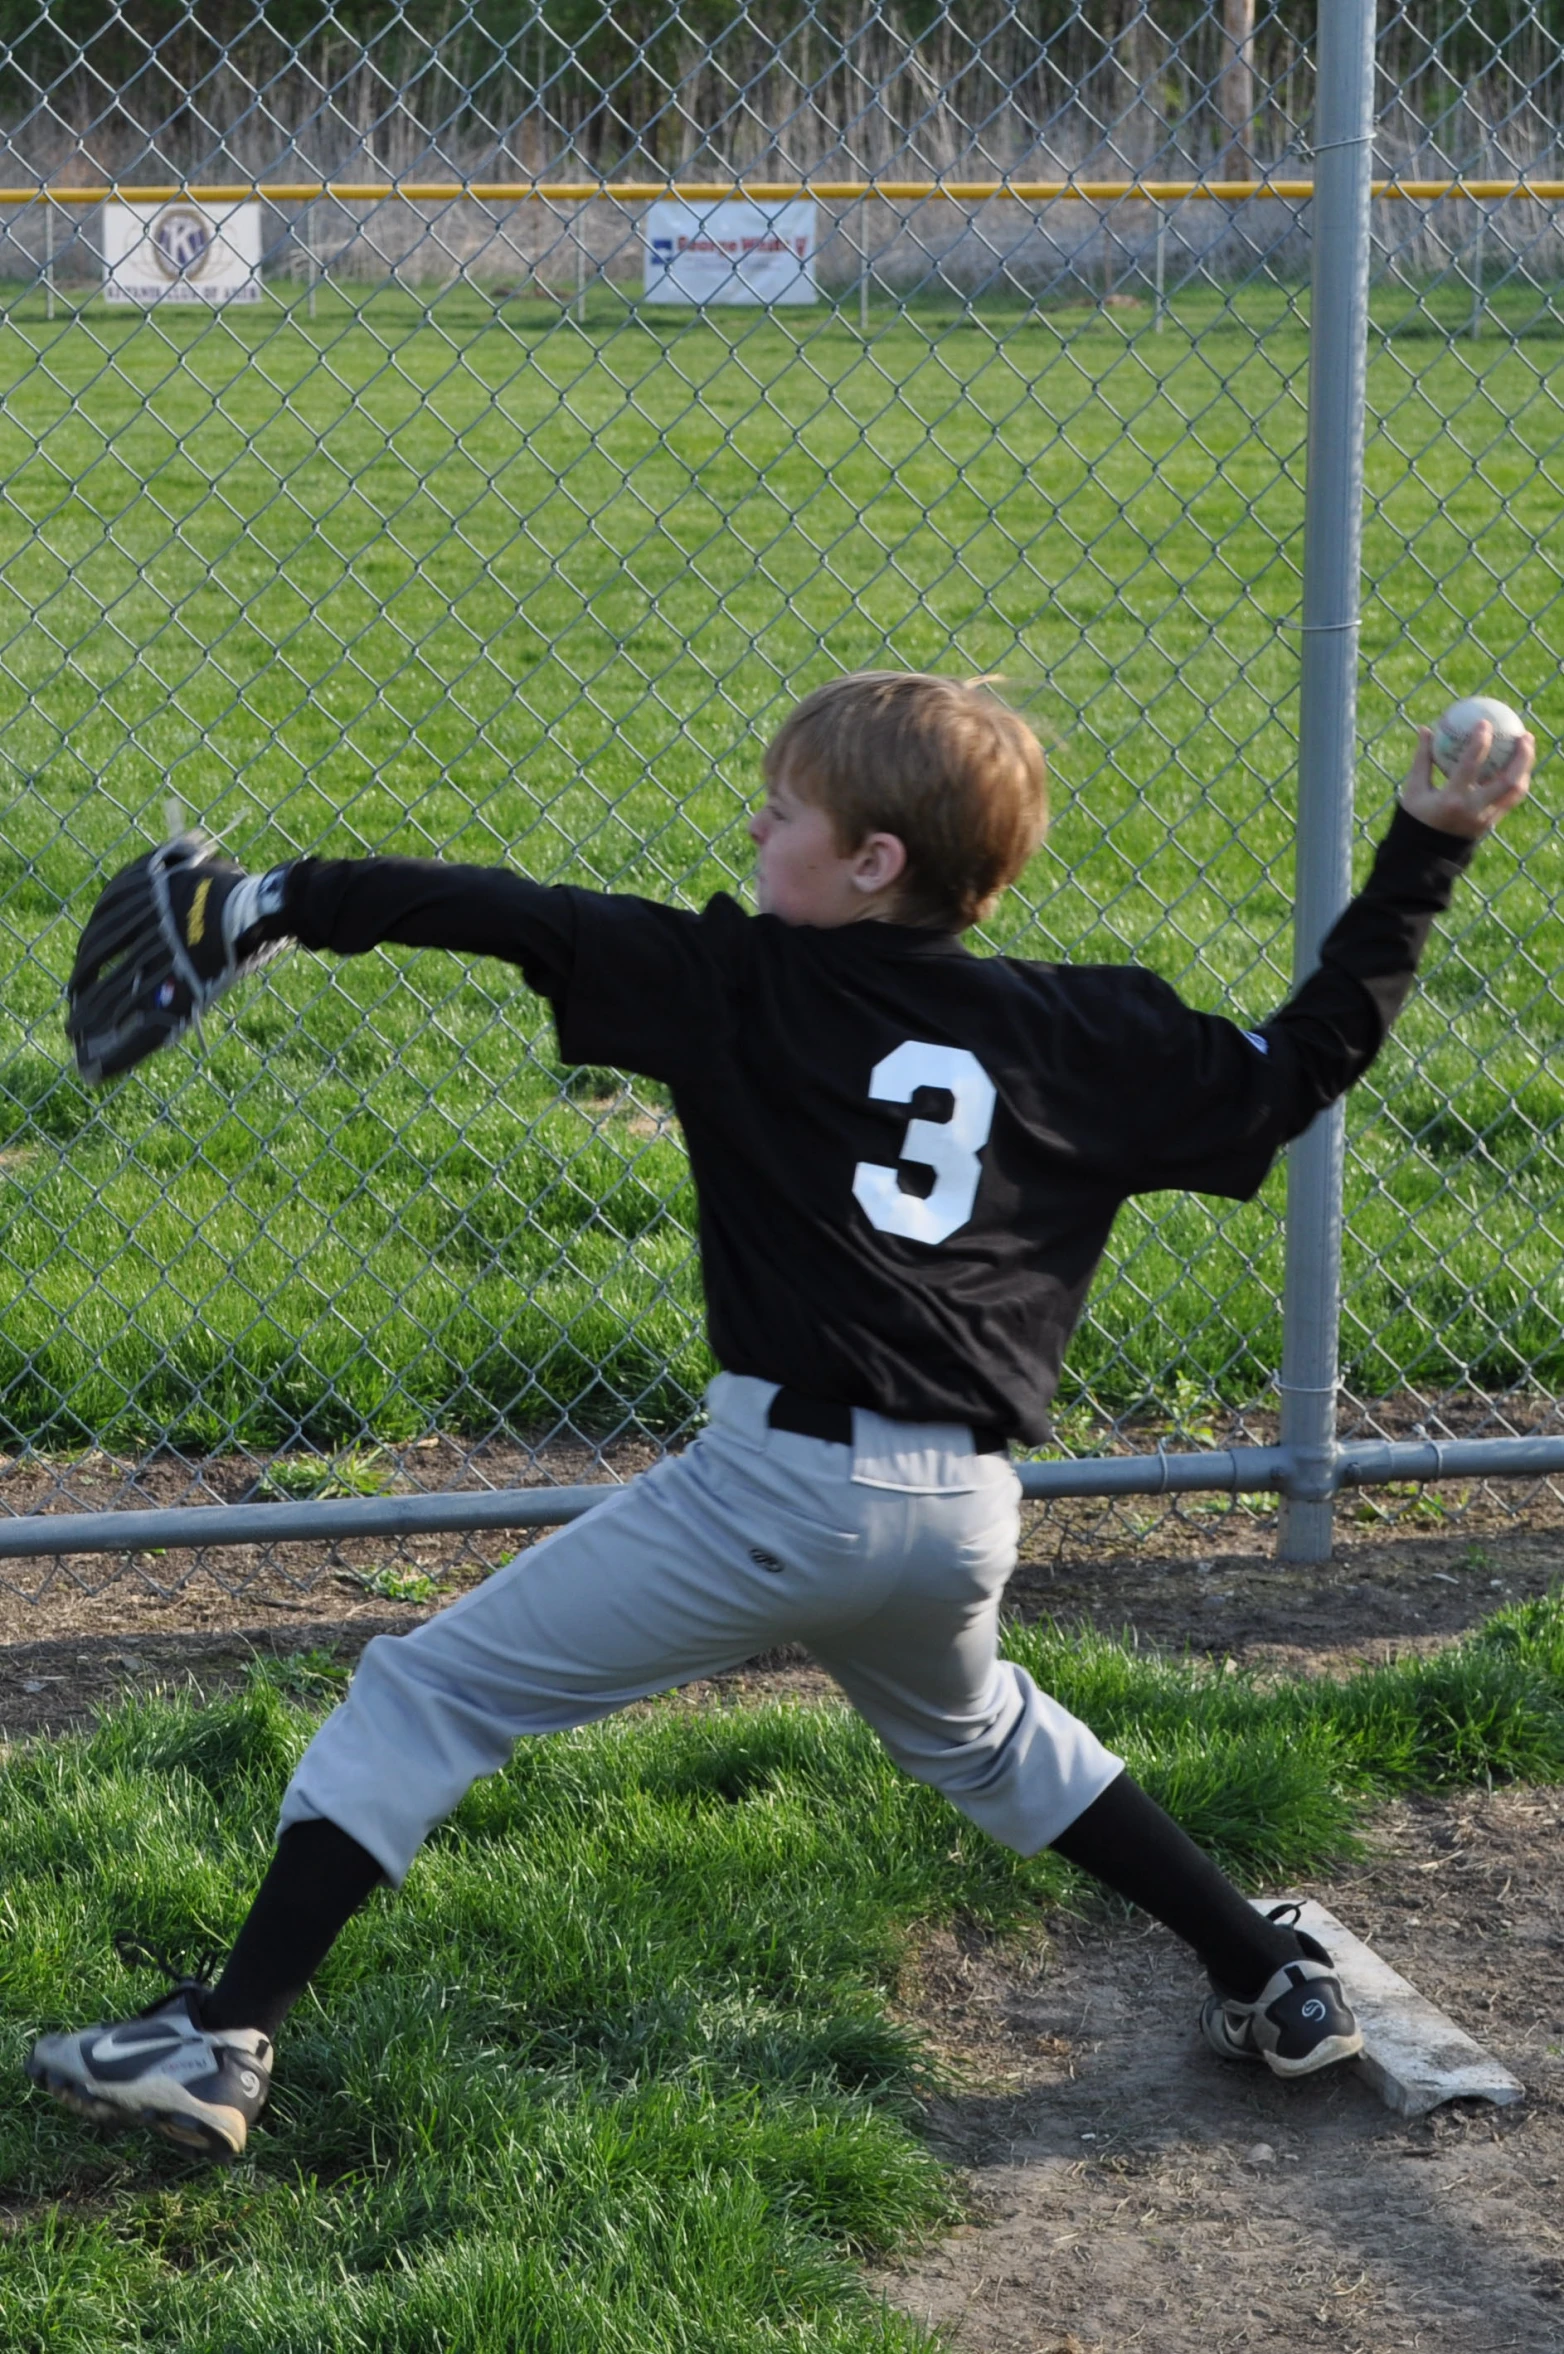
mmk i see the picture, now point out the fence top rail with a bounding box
[4,178,1561,207]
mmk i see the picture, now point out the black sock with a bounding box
[1049,1771,1306,2000]
[200,1818,387,2044]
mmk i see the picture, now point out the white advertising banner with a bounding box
[103,201,263,306]
[642,200,817,306]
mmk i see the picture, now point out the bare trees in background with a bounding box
[1221,0,1258,174]
[0,6,1554,190]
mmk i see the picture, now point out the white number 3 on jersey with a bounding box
[851,1040,997,1246]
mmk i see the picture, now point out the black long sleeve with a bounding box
[1257,806,1475,1142]
[281,856,583,1002]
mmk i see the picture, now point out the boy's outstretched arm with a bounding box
[66,843,707,1085]
[1256,717,1533,1140]
[66,843,585,1084]
[1105,719,1534,1203]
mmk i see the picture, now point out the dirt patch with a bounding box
[1,1479,1562,1740]
[1010,1517,1564,1675]
[0,1433,662,1690]
[880,1782,1564,2354]
[0,1621,416,1741]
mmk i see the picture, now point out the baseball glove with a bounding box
[67,832,292,1084]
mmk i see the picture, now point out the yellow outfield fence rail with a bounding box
[5,180,1564,206]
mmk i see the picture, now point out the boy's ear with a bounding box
[850,831,908,899]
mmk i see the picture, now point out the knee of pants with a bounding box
[876,1668,1122,1858]
[335,1627,513,1765]
[278,1631,517,1886]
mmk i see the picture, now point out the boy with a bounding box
[33,672,1531,2157]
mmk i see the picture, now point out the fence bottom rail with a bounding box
[0,1434,1561,1561]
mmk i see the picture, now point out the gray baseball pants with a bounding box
[278,1372,1123,1884]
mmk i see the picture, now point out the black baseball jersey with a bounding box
[281,809,1472,1442]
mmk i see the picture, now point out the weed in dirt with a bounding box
[1352,1480,1450,1528]
[336,1565,440,1604]
[255,1449,390,1504]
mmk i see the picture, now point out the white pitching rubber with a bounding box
[1253,1897,1523,2118]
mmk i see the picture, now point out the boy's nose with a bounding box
[748,810,767,844]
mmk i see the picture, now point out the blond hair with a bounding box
[764,671,1048,930]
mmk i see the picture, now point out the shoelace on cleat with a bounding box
[114,1934,224,2004]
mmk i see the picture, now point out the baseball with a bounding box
[1431,695,1527,782]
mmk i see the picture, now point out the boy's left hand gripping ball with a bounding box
[66,833,290,1084]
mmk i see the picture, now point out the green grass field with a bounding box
[0,278,1559,1448]
[4,1588,1564,2351]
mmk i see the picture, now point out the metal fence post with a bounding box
[1276,0,1376,1566]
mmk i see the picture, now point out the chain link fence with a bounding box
[0,1,1559,1601]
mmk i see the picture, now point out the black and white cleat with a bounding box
[27,1978,272,2159]
[1200,1903,1364,2080]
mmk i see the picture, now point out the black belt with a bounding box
[766,1385,1009,1456]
